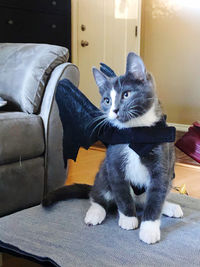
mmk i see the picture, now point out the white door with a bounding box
[72,0,141,106]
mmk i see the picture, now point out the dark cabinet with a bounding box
[0,0,71,57]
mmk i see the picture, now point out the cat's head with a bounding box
[93,52,162,128]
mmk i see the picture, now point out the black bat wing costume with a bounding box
[42,64,175,207]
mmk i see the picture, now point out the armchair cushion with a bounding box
[0,112,45,165]
[0,43,68,113]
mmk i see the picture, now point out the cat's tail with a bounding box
[42,184,92,207]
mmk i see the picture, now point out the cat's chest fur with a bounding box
[123,145,150,188]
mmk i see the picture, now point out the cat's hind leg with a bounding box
[84,163,109,226]
[162,201,183,218]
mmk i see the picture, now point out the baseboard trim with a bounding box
[168,123,190,132]
[176,162,200,169]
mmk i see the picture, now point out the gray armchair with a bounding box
[0,43,79,217]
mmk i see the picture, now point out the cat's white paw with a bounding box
[139,220,160,244]
[162,201,183,218]
[118,212,138,230]
[84,202,106,226]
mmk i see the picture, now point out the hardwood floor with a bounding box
[172,163,200,198]
[66,146,200,199]
[66,147,105,186]
[1,253,42,267]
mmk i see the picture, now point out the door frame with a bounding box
[71,0,142,65]
[71,0,78,65]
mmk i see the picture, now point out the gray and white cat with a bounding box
[84,52,183,244]
[43,52,183,244]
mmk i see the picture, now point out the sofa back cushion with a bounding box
[0,43,68,113]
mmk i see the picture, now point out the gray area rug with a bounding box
[0,193,200,267]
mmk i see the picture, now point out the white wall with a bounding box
[141,0,200,124]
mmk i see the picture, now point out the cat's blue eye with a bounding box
[122,91,131,99]
[104,97,110,105]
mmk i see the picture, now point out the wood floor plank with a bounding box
[66,147,105,186]
[173,164,200,198]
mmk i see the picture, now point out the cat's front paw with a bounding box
[118,212,138,230]
[162,201,183,218]
[139,220,160,244]
[84,202,106,226]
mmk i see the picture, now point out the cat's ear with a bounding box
[126,52,146,81]
[92,67,108,88]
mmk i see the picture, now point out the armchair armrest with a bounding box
[40,62,80,194]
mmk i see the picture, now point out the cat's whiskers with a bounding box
[90,117,109,137]
[126,110,133,119]
[87,114,107,127]
[146,97,155,100]
[97,118,110,136]
[131,110,140,117]
[126,105,140,119]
